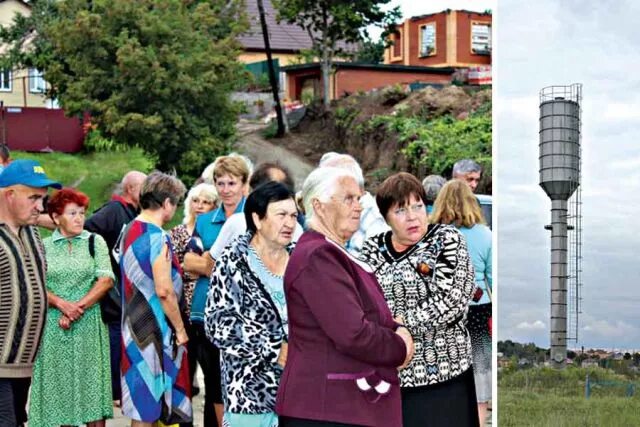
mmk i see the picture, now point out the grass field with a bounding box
[12,149,153,209]
[11,149,185,230]
[499,367,640,427]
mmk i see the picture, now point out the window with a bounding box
[419,23,436,57]
[392,30,402,59]
[471,22,491,54]
[0,69,11,91]
[29,68,46,93]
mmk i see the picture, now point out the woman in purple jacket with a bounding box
[276,167,414,427]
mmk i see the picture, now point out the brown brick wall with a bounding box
[407,14,448,66]
[456,12,492,65]
[334,69,450,98]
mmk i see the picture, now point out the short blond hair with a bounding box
[213,156,250,184]
[430,180,485,227]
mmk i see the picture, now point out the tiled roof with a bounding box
[238,0,356,53]
[238,0,314,52]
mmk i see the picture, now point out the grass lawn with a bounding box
[499,367,640,427]
[499,389,640,427]
[12,149,185,231]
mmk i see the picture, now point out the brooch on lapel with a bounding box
[416,262,430,276]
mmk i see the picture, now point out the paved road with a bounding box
[235,121,314,191]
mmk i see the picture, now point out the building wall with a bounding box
[334,69,450,98]
[239,52,302,66]
[406,13,448,67]
[0,1,52,108]
[456,11,492,66]
[384,10,492,68]
[0,0,29,27]
[0,68,52,108]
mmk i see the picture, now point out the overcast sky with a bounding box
[497,0,640,350]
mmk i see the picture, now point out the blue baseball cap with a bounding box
[0,159,61,189]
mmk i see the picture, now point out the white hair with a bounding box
[318,152,364,187]
[201,152,254,184]
[302,167,358,225]
[183,183,218,225]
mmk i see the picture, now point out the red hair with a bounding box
[47,188,90,218]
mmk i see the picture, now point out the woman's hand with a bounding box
[175,326,189,346]
[277,342,288,368]
[58,315,72,330]
[57,299,84,321]
[396,326,415,370]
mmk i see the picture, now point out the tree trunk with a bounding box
[322,49,330,109]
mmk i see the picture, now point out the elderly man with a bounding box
[452,159,482,193]
[84,170,146,407]
[0,159,61,427]
[318,152,389,256]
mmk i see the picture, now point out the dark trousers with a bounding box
[192,323,222,427]
[107,321,122,401]
[0,377,31,427]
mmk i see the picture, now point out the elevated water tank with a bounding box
[539,88,581,201]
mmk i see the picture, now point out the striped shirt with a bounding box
[0,224,47,378]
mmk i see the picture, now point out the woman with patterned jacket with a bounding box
[205,181,298,427]
[360,172,479,427]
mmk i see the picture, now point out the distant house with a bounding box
[237,0,355,67]
[282,62,453,102]
[581,359,599,368]
[0,0,57,108]
[384,9,491,68]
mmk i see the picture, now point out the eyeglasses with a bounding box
[392,203,425,218]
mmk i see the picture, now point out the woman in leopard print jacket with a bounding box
[205,182,298,427]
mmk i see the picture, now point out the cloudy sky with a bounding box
[497,0,640,350]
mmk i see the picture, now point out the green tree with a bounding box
[273,0,400,108]
[355,36,385,64]
[0,0,249,182]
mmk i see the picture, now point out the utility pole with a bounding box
[257,0,285,137]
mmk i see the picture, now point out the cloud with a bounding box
[516,320,546,331]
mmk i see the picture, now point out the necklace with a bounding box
[250,242,289,276]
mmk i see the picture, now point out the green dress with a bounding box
[28,229,115,427]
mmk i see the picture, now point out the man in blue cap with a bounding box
[0,159,61,427]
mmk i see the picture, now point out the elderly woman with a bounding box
[360,172,478,427]
[430,180,492,427]
[29,188,115,427]
[205,181,297,427]
[170,183,217,399]
[119,172,191,427]
[276,167,413,427]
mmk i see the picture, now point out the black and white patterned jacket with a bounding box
[360,224,476,387]
[205,232,290,414]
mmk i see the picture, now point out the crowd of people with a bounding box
[0,150,492,427]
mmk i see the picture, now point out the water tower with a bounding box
[539,84,583,368]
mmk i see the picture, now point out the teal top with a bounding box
[459,224,492,305]
[247,245,288,336]
[189,197,246,323]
